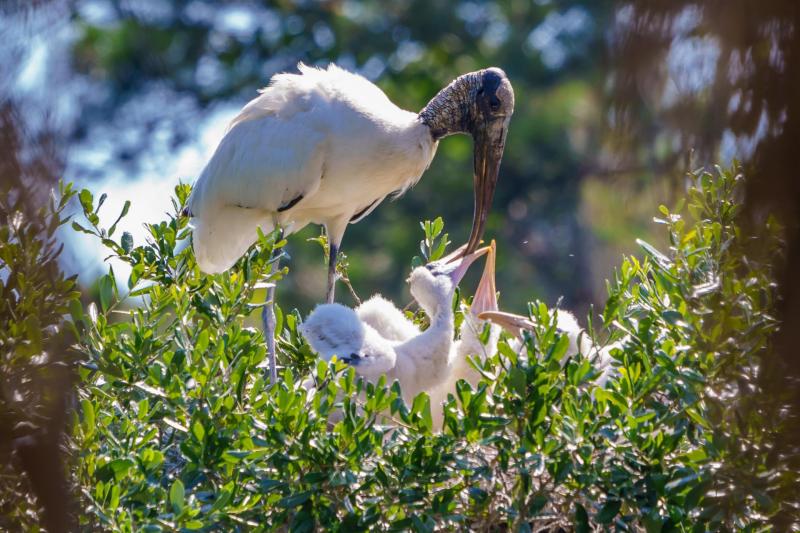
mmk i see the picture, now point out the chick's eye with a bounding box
[489,95,501,111]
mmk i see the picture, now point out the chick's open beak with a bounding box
[431,243,491,287]
[477,310,535,338]
[470,240,497,316]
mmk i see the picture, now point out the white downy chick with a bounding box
[429,240,500,430]
[480,309,618,387]
[300,244,491,403]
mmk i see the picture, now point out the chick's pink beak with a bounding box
[470,240,497,316]
[433,243,491,287]
[477,310,535,338]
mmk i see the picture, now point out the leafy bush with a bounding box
[69,166,790,530]
[0,183,81,531]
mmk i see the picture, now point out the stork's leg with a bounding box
[262,245,281,383]
[326,242,338,304]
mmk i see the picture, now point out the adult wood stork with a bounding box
[185,63,515,382]
[299,244,490,403]
[479,309,619,387]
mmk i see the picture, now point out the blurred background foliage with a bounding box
[2,0,800,528]
[4,0,667,317]
[2,0,796,317]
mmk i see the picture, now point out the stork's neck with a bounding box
[418,71,482,141]
[416,293,456,349]
[392,291,456,400]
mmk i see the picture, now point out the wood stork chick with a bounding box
[354,295,421,343]
[429,240,500,430]
[300,244,490,403]
[186,63,515,382]
[479,309,618,387]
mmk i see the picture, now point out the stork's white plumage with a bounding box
[188,62,514,278]
[188,64,438,274]
[187,62,515,382]
[355,295,420,343]
[300,244,490,403]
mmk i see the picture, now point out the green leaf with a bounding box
[121,231,133,253]
[431,216,444,238]
[420,395,433,432]
[574,503,590,533]
[108,484,119,510]
[529,494,548,514]
[80,399,95,436]
[277,490,311,508]
[79,189,93,215]
[596,499,621,523]
[108,200,131,237]
[548,333,570,363]
[210,487,233,513]
[169,479,185,513]
[71,221,94,235]
[99,274,114,312]
[191,420,205,443]
[661,310,683,325]
[636,238,672,268]
[69,298,84,322]
[509,366,527,396]
[100,459,134,482]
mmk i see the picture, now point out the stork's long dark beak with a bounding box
[465,118,508,255]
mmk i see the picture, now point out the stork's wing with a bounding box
[188,115,326,273]
[188,102,326,273]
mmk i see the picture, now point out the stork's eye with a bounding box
[425,263,448,277]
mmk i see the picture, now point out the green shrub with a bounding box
[0,182,81,530]
[70,166,790,530]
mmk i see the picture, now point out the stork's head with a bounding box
[408,243,491,315]
[340,326,398,378]
[419,68,515,254]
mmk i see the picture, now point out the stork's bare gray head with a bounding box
[419,67,515,255]
[467,68,514,254]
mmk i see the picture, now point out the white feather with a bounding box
[509,309,618,387]
[300,266,458,403]
[356,295,420,342]
[188,63,438,273]
[299,303,398,376]
[429,311,501,430]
